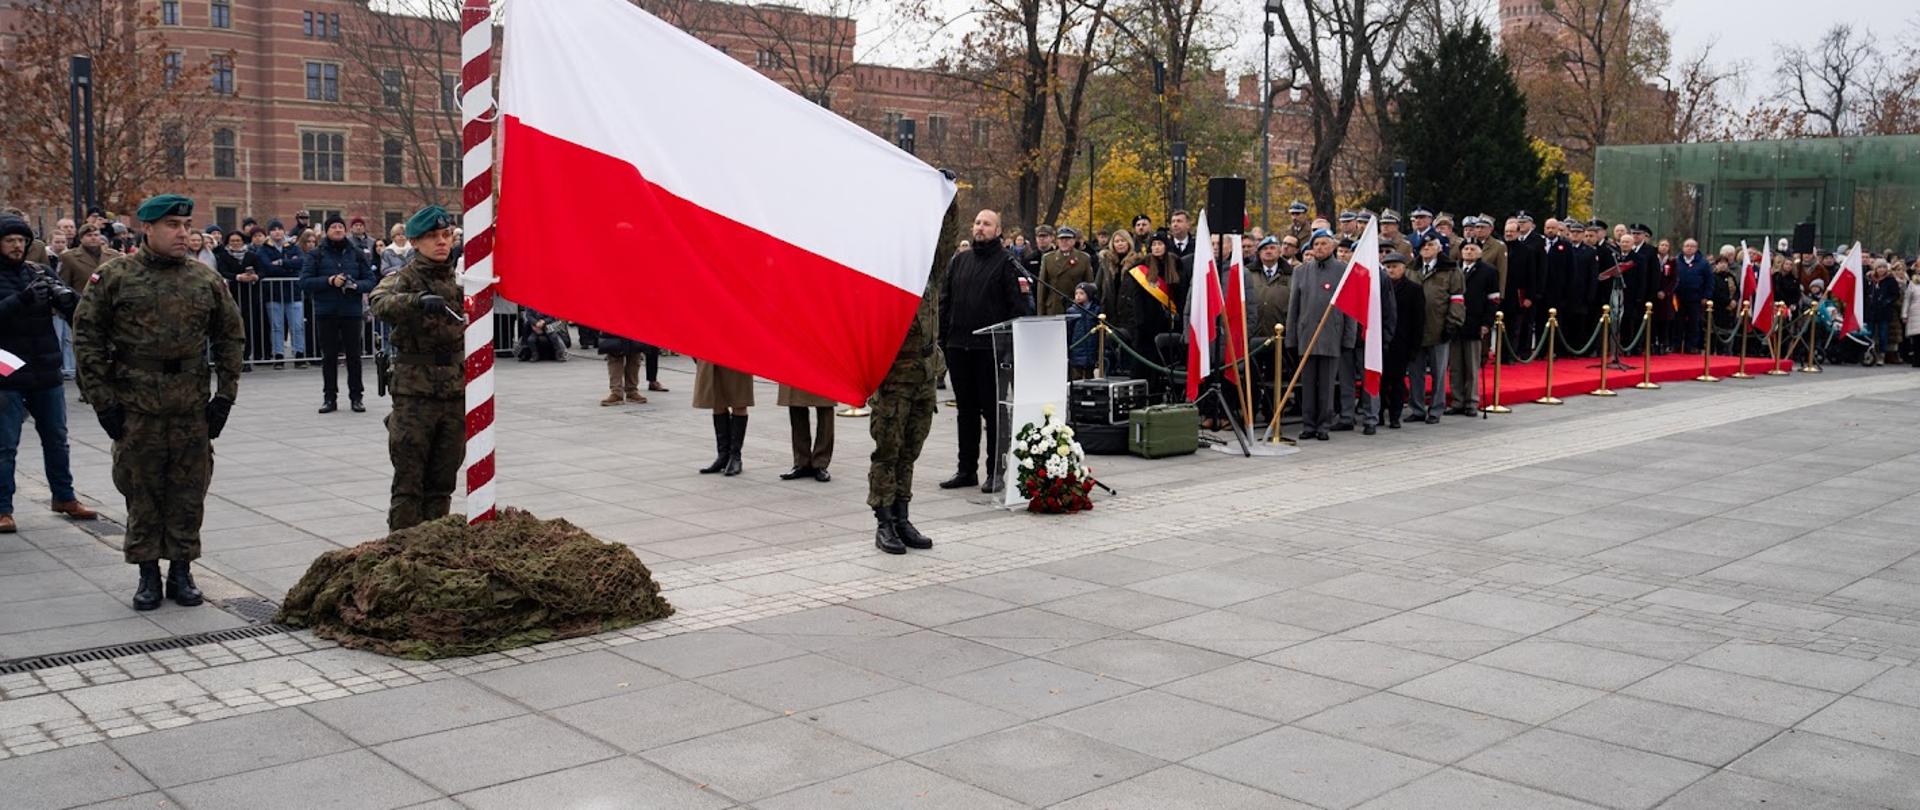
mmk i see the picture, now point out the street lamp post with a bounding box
[1261,3,1280,234]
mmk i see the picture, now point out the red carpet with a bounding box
[1480,354,1795,407]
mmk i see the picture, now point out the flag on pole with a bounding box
[0,349,22,378]
[1737,240,1752,304]
[1830,242,1864,334]
[1222,233,1246,385]
[1750,241,1775,332]
[494,0,957,405]
[1185,212,1225,401]
[1331,217,1384,395]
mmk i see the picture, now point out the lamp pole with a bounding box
[1260,4,1278,234]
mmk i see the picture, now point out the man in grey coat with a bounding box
[1285,230,1357,441]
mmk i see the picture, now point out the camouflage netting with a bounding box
[276,509,673,659]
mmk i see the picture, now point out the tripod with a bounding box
[1194,380,1252,457]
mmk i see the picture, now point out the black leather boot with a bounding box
[723,414,747,477]
[938,470,978,489]
[166,560,204,607]
[133,562,163,611]
[892,501,932,550]
[699,414,730,474]
[874,505,905,555]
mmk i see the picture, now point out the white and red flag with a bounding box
[1221,232,1247,385]
[1830,242,1864,334]
[495,0,956,405]
[1331,217,1383,395]
[0,349,21,377]
[1750,241,1775,332]
[1185,213,1226,401]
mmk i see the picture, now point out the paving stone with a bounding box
[108,708,355,788]
[1623,665,1841,727]
[302,678,523,746]
[800,685,1022,757]
[1854,666,1920,709]
[755,760,1027,810]
[455,755,730,810]
[1040,588,1209,630]
[926,657,1137,720]
[1342,613,1525,659]
[846,585,1021,627]
[548,681,773,752]
[1468,639,1670,690]
[1797,696,1920,757]
[1458,728,1712,810]
[1355,768,1607,810]
[817,629,1021,682]
[62,675,204,716]
[1187,726,1437,809]
[1031,552,1184,587]
[0,693,81,730]
[1541,614,1729,661]
[1391,662,1605,725]
[0,743,153,810]
[1226,589,1401,633]
[936,607,1123,655]
[1261,636,1457,689]
[167,749,437,810]
[1414,591,1591,635]
[1125,569,1289,608]
[372,714,616,794]
[732,604,918,638]
[944,569,1107,604]
[1305,571,1468,610]
[1656,771,1881,810]
[1298,692,1528,764]
[1041,638,1239,687]
[643,717,891,801]
[696,653,902,712]
[913,723,1163,807]
[1547,694,1782,767]
[70,791,186,809]
[1161,659,1372,722]
[1051,764,1307,810]
[1135,609,1322,657]
[1686,640,1891,693]
[1046,690,1274,761]
[608,628,804,679]
[1728,730,1920,809]
[469,649,674,710]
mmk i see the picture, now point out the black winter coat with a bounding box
[300,239,378,318]
[939,241,1032,351]
[0,260,78,391]
[1460,260,1501,335]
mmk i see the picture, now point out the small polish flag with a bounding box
[1750,241,1775,332]
[495,0,957,405]
[1185,213,1226,401]
[1830,242,1864,334]
[0,349,21,377]
[1222,232,1247,385]
[1331,217,1383,395]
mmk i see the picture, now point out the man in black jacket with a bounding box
[0,216,99,534]
[1504,212,1545,354]
[1448,240,1501,414]
[938,210,1032,493]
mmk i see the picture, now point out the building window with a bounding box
[383,211,404,231]
[210,54,235,95]
[382,137,404,185]
[971,119,991,148]
[330,13,340,38]
[926,115,948,148]
[160,0,179,25]
[215,206,238,232]
[310,207,345,224]
[440,74,457,111]
[381,68,403,108]
[1285,148,1300,169]
[755,49,782,69]
[211,0,230,28]
[213,128,236,178]
[305,62,339,102]
[883,111,903,138]
[163,52,183,87]
[300,130,346,182]
[303,10,313,36]
[163,126,186,177]
[440,139,460,187]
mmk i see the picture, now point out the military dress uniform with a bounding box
[369,206,466,532]
[72,195,244,610]
[869,203,957,554]
[1037,241,1093,317]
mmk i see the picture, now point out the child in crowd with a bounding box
[1067,282,1102,380]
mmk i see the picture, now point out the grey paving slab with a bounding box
[846,584,1022,627]
[1540,614,1730,661]
[1413,591,1591,635]
[1355,768,1607,810]
[1030,552,1185,586]
[1342,613,1526,659]
[108,708,356,788]
[925,657,1137,720]
[755,760,1027,810]
[944,568,1107,604]
[371,714,616,794]
[547,681,775,752]
[1298,691,1529,764]
[1546,694,1782,767]
[1134,608,1322,657]
[1622,665,1842,727]
[1045,689,1275,761]
[1797,696,1920,757]
[1040,638,1239,687]
[799,685,1023,757]
[1187,726,1438,809]
[1391,661,1606,725]
[1051,764,1309,810]
[936,606,1124,655]
[1728,730,1920,810]
[167,749,438,810]
[1262,636,1459,689]
[1226,590,1402,633]
[454,755,731,810]
[1304,571,1469,610]
[695,652,902,712]
[0,743,154,810]
[302,678,524,746]
[1855,666,1920,709]
[1160,659,1373,722]
[1125,569,1290,608]
[642,717,891,802]
[816,629,1022,682]
[72,792,185,809]
[1039,587,1210,630]
[608,628,805,679]
[912,722,1164,807]
[731,604,919,638]
[1468,639,1672,690]
[62,674,206,716]
[1458,728,1712,810]
[1685,640,1892,693]
[0,693,80,729]
[1656,771,1883,810]
[468,649,674,710]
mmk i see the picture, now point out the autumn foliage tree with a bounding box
[0,0,229,216]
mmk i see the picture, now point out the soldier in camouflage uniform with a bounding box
[72,195,245,611]
[869,201,959,555]
[370,206,466,532]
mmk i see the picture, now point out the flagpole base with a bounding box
[1534,396,1564,405]
[1729,372,1754,379]
[1633,381,1661,390]
[1799,365,1822,374]
[1694,374,1720,382]
[836,406,872,417]
[1764,369,1790,376]
[1588,388,1616,397]
[1480,405,1512,414]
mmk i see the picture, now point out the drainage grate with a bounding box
[217,596,283,624]
[0,622,294,676]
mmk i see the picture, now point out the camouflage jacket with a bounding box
[370,254,465,399]
[72,247,244,415]
[881,204,959,389]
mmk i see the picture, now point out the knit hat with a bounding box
[324,214,347,231]
[0,215,33,242]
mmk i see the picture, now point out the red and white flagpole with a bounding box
[460,0,499,523]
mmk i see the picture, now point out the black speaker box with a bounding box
[1206,177,1247,234]
[1791,222,1816,255]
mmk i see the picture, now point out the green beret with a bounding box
[405,205,456,239]
[135,194,193,223]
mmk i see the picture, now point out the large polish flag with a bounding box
[1331,217,1383,395]
[1830,242,1864,334]
[495,0,957,405]
[1750,242,1775,332]
[1185,213,1225,401]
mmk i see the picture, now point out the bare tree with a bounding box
[1506,0,1669,169]
[1662,46,1739,143]
[1776,24,1875,136]
[331,1,463,209]
[1268,0,1407,215]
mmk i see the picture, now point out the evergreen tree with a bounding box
[1392,21,1551,222]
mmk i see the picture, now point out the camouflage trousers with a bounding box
[112,411,211,563]
[866,374,936,508]
[387,395,463,532]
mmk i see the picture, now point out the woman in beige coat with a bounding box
[693,360,753,476]
[776,384,835,482]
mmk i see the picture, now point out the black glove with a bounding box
[97,405,126,442]
[418,292,449,311]
[205,397,233,440]
[21,276,49,307]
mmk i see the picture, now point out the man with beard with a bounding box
[0,215,99,536]
[938,210,1031,493]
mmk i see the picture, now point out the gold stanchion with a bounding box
[1095,313,1107,378]
[1634,301,1661,389]
[1535,308,1564,405]
[1695,299,1719,382]
[1801,304,1822,373]
[1483,312,1511,413]
[1730,301,1753,379]
[1590,305,1617,397]
[1765,301,1790,375]
[1267,324,1294,444]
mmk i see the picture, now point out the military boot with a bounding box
[873,505,905,555]
[133,562,163,611]
[698,414,730,474]
[723,414,748,477]
[891,501,933,550]
[166,561,204,607]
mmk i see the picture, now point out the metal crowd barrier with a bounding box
[226,278,520,366]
